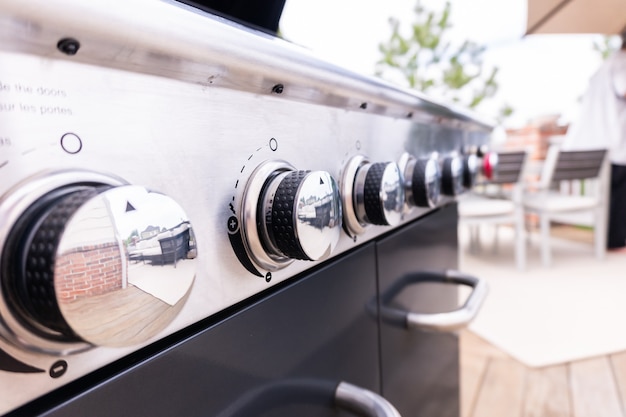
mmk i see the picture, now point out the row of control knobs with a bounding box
[239,152,493,273]
[0,151,494,352]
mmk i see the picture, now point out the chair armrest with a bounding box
[511,182,525,204]
[523,178,547,193]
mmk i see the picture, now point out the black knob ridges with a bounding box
[1,185,107,341]
[363,163,388,225]
[412,159,430,207]
[269,171,310,260]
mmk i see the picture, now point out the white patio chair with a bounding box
[523,145,609,267]
[459,150,528,270]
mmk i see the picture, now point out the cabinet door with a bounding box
[33,244,380,417]
[376,204,460,417]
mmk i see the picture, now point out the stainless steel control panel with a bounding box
[0,0,492,413]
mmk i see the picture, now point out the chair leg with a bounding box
[594,206,606,260]
[469,224,481,253]
[515,212,526,271]
[466,224,474,252]
[493,225,499,254]
[540,214,551,267]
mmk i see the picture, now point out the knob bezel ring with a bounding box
[340,155,368,237]
[0,169,126,355]
[240,160,296,272]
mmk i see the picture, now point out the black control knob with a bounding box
[260,170,341,261]
[341,156,404,237]
[13,187,102,340]
[441,155,464,196]
[399,153,441,208]
[462,154,478,189]
[241,161,342,272]
[0,180,196,351]
[476,144,490,158]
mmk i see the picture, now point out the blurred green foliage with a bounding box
[376,1,513,123]
[593,35,621,60]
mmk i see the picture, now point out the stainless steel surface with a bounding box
[405,270,488,332]
[335,381,402,417]
[0,0,494,131]
[0,0,493,413]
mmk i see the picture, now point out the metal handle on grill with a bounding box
[378,270,488,332]
[215,378,401,417]
[335,381,402,417]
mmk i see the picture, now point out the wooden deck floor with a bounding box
[461,330,626,417]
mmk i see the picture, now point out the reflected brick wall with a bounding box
[55,242,123,302]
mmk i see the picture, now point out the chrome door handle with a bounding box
[378,269,488,332]
[335,381,401,417]
[216,378,401,417]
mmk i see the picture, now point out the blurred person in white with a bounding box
[563,29,626,251]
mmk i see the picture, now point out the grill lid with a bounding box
[177,0,286,34]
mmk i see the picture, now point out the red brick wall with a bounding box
[55,243,123,302]
[505,124,568,161]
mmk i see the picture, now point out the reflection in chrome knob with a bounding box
[441,155,464,196]
[400,153,441,208]
[241,161,342,272]
[0,184,196,350]
[341,156,404,237]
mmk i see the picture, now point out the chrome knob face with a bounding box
[341,156,404,237]
[0,184,196,351]
[401,154,441,208]
[441,156,464,196]
[241,161,342,271]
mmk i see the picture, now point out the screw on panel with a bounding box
[57,38,80,56]
[271,84,284,94]
[360,102,368,109]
